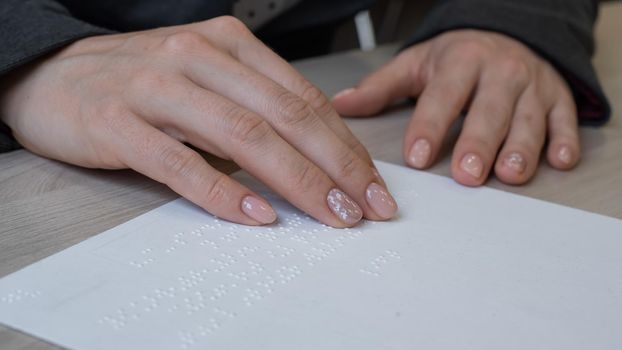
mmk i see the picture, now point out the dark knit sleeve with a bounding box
[405,0,610,126]
[0,0,114,152]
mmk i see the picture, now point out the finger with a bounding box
[331,47,426,117]
[185,17,377,170]
[104,110,277,225]
[494,85,548,185]
[402,56,480,170]
[546,89,581,170]
[128,78,368,227]
[162,36,397,221]
[452,62,529,186]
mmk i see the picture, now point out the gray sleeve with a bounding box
[405,0,610,126]
[0,0,113,152]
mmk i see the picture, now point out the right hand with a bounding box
[0,16,397,227]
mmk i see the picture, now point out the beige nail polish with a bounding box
[503,152,526,174]
[241,196,277,224]
[326,188,363,225]
[332,87,356,101]
[366,182,398,219]
[408,139,431,169]
[460,153,484,178]
[558,146,573,165]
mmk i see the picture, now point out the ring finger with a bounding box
[176,41,396,220]
[130,78,370,227]
[494,85,548,185]
[451,65,529,186]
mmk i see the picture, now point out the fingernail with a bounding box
[503,152,526,174]
[366,182,398,219]
[408,139,431,169]
[558,146,573,165]
[327,188,363,225]
[241,196,277,224]
[460,153,484,178]
[332,87,356,101]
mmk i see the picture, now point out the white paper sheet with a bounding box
[1,161,621,350]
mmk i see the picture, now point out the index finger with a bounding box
[176,41,397,221]
[186,17,376,169]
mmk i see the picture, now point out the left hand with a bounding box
[333,29,580,186]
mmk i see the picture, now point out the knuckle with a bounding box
[351,141,373,163]
[285,163,324,194]
[297,80,327,105]
[119,33,154,51]
[460,135,495,155]
[159,145,201,178]
[210,16,251,36]
[227,107,272,147]
[275,91,317,131]
[454,41,488,63]
[518,111,540,128]
[427,82,464,110]
[496,57,530,81]
[516,105,545,128]
[417,118,443,136]
[161,31,206,53]
[352,142,373,164]
[480,108,512,133]
[335,150,361,180]
[203,174,229,207]
[302,84,334,116]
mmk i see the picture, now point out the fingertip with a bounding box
[331,87,358,113]
[333,53,419,118]
[494,151,533,185]
[241,195,278,225]
[365,182,398,221]
[452,173,486,187]
[326,188,364,227]
[453,152,487,187]
[332,86,377,117]
[405,138,432,169]
[547,97,580,171]
[547,143,580,170]
[332,87,357,101]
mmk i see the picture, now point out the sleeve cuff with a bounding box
[403,0,611,126]
[0,0,114,77]
[0,121,20,152]
[0,0,115,153]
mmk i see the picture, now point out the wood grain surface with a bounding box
[1,3,621,349]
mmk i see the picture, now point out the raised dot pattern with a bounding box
[0,289,41,304]
[360,250,402,277]
[92,204,370,349]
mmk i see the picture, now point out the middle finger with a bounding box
[451,61,530,186]
[175,39,397,220]
[188,19,376,168]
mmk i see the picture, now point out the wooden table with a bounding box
[2,2,621,348]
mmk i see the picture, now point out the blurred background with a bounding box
[330,0,619,54]
[332,0,432,51]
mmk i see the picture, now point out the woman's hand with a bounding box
[333,29,580,186]
[0,16,397,227]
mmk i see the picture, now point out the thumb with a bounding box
[332,47,426,117]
